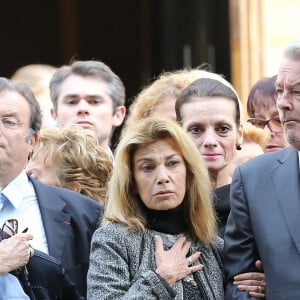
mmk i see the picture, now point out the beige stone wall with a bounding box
[229,0,300,116]
[263,0,300,77]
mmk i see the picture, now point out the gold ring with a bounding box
[258,286,264,294]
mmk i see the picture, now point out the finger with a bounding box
[187,256,193,265]
[173,235,187,249]
[255,260,264,272]
[236,284,265,293]
[14,233,34,241]
[22,233,34,241]
[249,291,266,299]
[188,263,203,274]
[234,272,265,281]
[190,251,201,261]
[153,235,164,252]
[236,284,260,293]
[234,279,265,286]
[187,251,201,265]
[181,239,191,254]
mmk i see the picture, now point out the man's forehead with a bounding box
[278,59,300,79]
[59,75,112,100]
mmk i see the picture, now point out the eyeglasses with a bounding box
[0,116,25,130]
[1,219,18,240]
[247,116,283,133]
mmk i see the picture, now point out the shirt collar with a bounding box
[2,170,34,209]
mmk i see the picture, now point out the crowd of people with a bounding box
[0,40,299,299]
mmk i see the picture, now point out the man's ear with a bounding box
[28,132,38,147]
[112,106,126,127]
[27,132,38,160]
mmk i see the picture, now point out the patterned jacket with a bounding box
[87,222,224,299]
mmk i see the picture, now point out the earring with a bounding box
[236,144,242,151]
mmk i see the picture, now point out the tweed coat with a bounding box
[87,222,224,299]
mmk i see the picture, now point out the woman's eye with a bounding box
[142,165,154,172]
[168,160,178,167]
[188,126,202,135]
[218,125,230,133]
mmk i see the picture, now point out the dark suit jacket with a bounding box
[30,177,103,297]
[18,249,84,300]
[224,147,300,299]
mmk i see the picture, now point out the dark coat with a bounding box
[18,249,84,300]
[30,177,103,297]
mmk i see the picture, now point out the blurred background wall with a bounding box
[1,0,299,113]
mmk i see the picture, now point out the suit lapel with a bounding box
[272,148,300,255]
[30,178,72,261]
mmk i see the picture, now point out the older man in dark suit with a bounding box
[0,77,102,298]
[224,41,300,299]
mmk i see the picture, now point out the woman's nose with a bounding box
[157,166,170,184]
[202,130,218,148]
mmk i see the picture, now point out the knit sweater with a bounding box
[87,222,224,299]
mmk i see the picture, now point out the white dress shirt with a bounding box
[0,170,48,254]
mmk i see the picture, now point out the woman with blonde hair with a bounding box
[88,116,224,299]
[125,68,241,129]
[26,125,112,204]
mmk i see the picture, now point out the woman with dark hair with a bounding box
[247,75,288,152]
[176,76,266,297]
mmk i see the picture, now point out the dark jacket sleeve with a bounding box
[21,249,84,300]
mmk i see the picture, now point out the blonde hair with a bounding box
[11,64,57,98]
[125,68,243,131]
[105,116,217,244]
[11,64,58,128]
[30,125,112,203]
[242,122,269,151]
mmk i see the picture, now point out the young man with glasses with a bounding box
[246,75,289,152]
[0,78,102,298]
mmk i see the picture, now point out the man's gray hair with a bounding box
[284,41,300,60]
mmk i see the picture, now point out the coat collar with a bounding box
[30,177,72,261]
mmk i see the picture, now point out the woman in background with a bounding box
[26,125,112,204]
[11,64,57,128]
[176,77,266,297]
[247,75,288,152]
